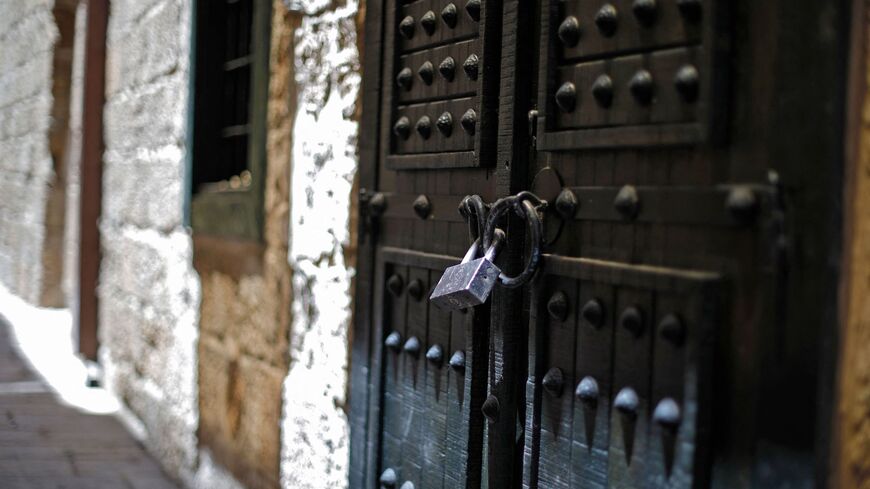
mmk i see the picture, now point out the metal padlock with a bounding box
[430,231,504,311]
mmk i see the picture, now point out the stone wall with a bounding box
[0,0,59,304]
[280,0,361,487]
[99,0,201,483]
[193,4,296,488]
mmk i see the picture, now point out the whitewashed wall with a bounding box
[281,1,360,488]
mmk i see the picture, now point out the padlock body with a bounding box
[430,257,501,311]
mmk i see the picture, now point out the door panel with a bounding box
[351,0,847,488]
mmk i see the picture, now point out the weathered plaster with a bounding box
[281,1,360,487]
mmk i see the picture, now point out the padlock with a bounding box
[429,230,505,311]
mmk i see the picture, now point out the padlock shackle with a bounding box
[461,238,482,263]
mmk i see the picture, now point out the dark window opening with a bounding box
[190,0,270,239]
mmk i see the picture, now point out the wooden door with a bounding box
[350,1,849,488]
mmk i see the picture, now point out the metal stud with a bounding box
[629,69,654,105]
[581,298,605,328]
[418,61,434,85]
[393,117,411,139]
[463,54,479,80]
[482,395,500,423]
[380,468,398,488]
[675,64,700,102]
[460,109,478,135]
[676,0,702,22]
[384,331,402,352]
[369,192,387,217]
[436,112,454,137]
[632,0,657,25]
[547,291,569,321]
[592,74,614,107]
[555,82,577,112]
[653,397,682,430]
[614,184,639,219]
[558,16,580,47]
[426,344,444,366]
[421,10,437,35]
[614,387,639,418]
[407,279,424,300]
[555,189,578,219]
[399,16,416,39]
[619,306,644,337]
[542,367,565,397]
[403,336,421,356]
[449,350,466,371]
[726,186,758,222]
[575,376,600,406]
[441,3,458,27]
[416,116,432,139]
[439,56,456,81]
[658,313,685,346]
[465,0,481,21]
[400,482,415,489]
[396,67,413,90]
[413,194,432,219]
[594,4,619,37]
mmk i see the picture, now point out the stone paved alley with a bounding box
[0,316,178,489]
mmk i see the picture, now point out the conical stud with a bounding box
[407,279,424,300]
[547,291,569,321]
[594,4,619,37]
[465,0,481,21]
[393,117,411,140]
[380,468,398,487]
[449,350,466,371]
[581,298,605,328]
[426,345,444,366]
[421,10,437,35]
[403,336,421,357]
[384,331,402,352]
[629,69,654,105]
[441,3,458,28]
[439,56,456,81]
[396,67,413,90]
[460,109,478,135]
[555,189,578,219]
[575,376,600,406]
[619,306,644,337]
[614,184,639,219]
[368,192,387,217]
[632,0,657,25]
[482,395,500,423]
[387,274,404,296]
[614,387,639,418]
[592,74,614,107]
[542,367,565,397]
[400,482,415,489]
[726,186,758,222]
[658,313,685,346]
[413,194,431,220]
[558,16,580,47]
[418,61,434,85]
[675,64,700,103]
[436,112,454,137]
[555,82,577,112]
[416,116,432,139]
[463,54,479,80]
[653,397,682,430]
[399,16,416,39]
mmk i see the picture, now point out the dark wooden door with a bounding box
[350,1,849,488]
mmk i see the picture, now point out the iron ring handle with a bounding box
[482,192,546,250]
[498,200,543,288]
